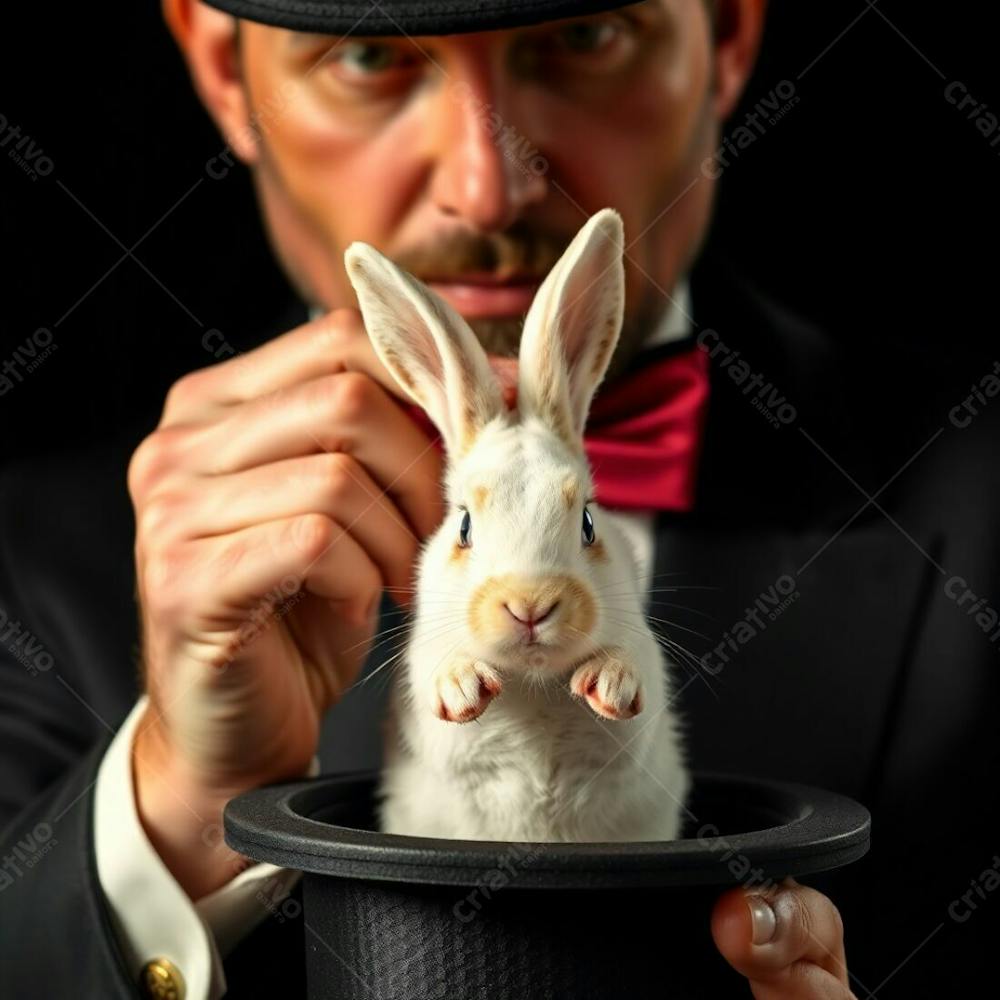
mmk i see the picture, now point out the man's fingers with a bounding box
[743,962,857,1000]
[160,309,402,425]
[148,453,421,595]
[187,371,444,538]
[184,513,383,629]
[711,879,855,999]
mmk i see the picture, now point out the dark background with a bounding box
[1,0,997,462]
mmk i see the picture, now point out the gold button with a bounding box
[139,957,185,1000]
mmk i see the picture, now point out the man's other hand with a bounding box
[711,878,857,999]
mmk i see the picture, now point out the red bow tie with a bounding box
[405,344,709,512]
[584,344,710,511]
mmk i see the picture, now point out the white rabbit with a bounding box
[344,209,691,842]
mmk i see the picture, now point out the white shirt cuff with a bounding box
[94,695,309,1000]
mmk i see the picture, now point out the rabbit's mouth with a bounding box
[486,630,596,674]
[468,573,598,667]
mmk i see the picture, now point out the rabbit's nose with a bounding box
[504,599,559,628]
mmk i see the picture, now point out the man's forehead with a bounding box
[202,0,638,39]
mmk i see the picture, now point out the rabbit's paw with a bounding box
[433,658,502,723]
[570,649,643,720]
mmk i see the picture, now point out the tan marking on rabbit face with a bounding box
[585,538,609,563]
[561,478,578,510]
[467,573,596,652]
[449,542,469,564]
[472,485,491,512]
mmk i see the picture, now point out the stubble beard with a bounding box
[468,287,669,383]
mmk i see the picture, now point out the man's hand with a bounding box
[711,878,857,999]
[127,309,444,899]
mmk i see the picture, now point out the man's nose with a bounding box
[429,73,547,231]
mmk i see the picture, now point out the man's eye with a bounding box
[554,20,620,54]
[333,41,415,77]
[516,15,636,78]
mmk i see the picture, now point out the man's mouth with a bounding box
[422,272,542,319]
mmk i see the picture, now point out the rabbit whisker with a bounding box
[598,613,720,701]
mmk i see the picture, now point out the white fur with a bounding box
[345,210,691,843]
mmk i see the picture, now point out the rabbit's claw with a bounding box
[570,649,643,720]
[434,659,502,723]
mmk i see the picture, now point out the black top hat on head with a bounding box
[201,0,635,37]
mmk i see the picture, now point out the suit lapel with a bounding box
[660,262,944,803]
[650,511,941,804]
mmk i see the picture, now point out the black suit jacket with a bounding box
[2,258,997,998]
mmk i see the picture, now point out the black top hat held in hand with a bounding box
[226,769,870,1000]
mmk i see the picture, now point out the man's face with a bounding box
[235,1,719,373]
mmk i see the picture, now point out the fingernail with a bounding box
[746,895,777,945]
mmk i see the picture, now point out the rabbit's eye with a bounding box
[582,506,596,546]
[459,510,473,548]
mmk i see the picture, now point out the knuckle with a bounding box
[163,370,204,415]
[329,370,377,423]
[290,513,335,561]
[127,439,155,500]
[141,546,188,618]
[312,307,362,353]
[138,491,185,541]
[128,429,182,499]
[304,373,375,450]
[316,452,357,504]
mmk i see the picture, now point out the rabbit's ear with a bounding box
[345,242,504,457]
[517,209,625,446]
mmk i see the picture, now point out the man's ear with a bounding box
[710,0,770,122]
[162,0,258,165]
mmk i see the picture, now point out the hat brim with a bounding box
[202,0,635,37]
